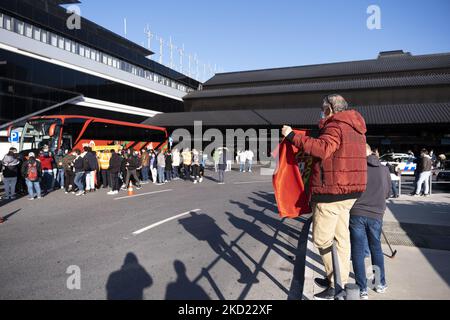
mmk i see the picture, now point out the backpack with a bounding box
[27,162,39,181]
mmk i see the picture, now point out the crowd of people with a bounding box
[0,143,255,201]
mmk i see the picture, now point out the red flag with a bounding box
[272,129,313,218]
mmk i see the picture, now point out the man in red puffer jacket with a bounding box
[282,94,367,300]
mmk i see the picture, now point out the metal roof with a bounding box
[185,73,450,99]
[145,103,450,127]
[143,110,268,127]
[203,52,450,87]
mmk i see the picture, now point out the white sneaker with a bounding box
[28,198,34,201]
[199,177,203,183]
[37,196,42,199]
[193,180,198,184]
[360,290,369,300]
[107,191,115,195]
[114,190,119,194]
[374,284,388,294]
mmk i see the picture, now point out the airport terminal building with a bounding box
[147,50,450,155]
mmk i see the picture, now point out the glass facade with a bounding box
[0,11,193,93]
[0,48,186,124]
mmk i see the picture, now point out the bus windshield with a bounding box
[19,119,61,153]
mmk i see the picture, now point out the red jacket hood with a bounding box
[319,110,367,134]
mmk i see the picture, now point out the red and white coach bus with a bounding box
[7,115,168,155]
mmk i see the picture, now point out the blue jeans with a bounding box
[239,162,245,172]
[74,172,85,191]
[41,171,54,193]
[218,170,225,183]
[141,166,150,182]
[56,169,65,188]
[157,166,165,183]
[172,166,179,178]
[3,177,17,198]
[165,169,172,181]
[25,179,41,198]
[350,215,386,291]
[391,180,399,197]
[246,159,253,171]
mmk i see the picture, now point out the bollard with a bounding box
[345,283,360,300]
[430,173,433,195]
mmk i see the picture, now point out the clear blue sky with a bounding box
[76,0,450,75]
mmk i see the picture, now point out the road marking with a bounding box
[132,208,201,235]
[233,180,272,185]
[114,189,172,200]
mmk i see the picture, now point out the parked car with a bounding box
[379,153,417,175]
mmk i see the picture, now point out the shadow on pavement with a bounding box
[225,212,296,260]
[105,252,153,300]
[231,191,310,300]
[1,208,21,222]
[178,212,258,285]
[165,260,211,300]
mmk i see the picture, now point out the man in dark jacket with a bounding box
[414,149,433,196]
[54,149,65,189]
[62,151,76,193]
[83,146,98,192]
[1,147,20,200]
[122,150,142,190]
[108,150,123,195]
[21,152,43,200]
[73,149,86,196]
[282,94,367,300]
[349,144,391,299]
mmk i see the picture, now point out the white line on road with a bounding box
[132,209,201,236]
[233,180,272,185]
[114,189,172,200]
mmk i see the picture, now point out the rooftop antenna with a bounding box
[188,53,192,77]
[123,18,127,37]
[178,43,185,74]
[168,36,174,69]
[203,62,207,82]
[208,62,212,80]
[194,53,198,80]
[158,35,164,65]
[144,24,154,51]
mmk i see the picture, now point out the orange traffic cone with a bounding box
[128,182,135,196]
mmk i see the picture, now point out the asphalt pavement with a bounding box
[0,167,308,300]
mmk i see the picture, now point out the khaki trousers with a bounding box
[312,198,356,287]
